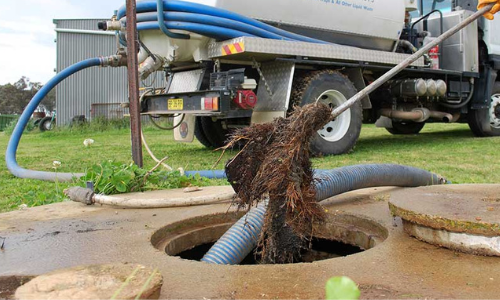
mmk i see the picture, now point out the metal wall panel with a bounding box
[54,19,165,125]
[55,19,104,31]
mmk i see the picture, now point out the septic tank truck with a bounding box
[99,0,500,156]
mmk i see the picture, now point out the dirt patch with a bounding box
[359,284,404,299]
[224,103,332,264]
[0,276,34,299]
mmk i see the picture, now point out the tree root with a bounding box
[223,103,332,264]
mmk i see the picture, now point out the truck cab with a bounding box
[398,0,500,138]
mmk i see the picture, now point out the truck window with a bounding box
[415,0,453,16]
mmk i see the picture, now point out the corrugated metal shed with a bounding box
[54,19,164,125]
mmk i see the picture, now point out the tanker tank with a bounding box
[132,0,407,64]
[214,0,406,51]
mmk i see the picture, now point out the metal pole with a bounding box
[126,0,144,167]
[331,4,494,119]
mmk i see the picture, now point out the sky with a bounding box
[0,0,126,85]
[0,0,215,86]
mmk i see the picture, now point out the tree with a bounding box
[0,77,55,114]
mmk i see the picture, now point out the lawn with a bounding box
[1,122,499,213]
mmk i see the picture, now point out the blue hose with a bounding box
[202,164,446,265]
[117,0,328,44]
[202,200,267,265]
[130,12,292,41]
[5,58,103,182]
[137,21,256,41]
[156,0,189,39]
[184,170,226,179]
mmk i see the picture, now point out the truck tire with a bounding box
[194,117,213,148]
[386,121,425,135]
[199,116,229,148]
[468,82,500,137]
[39,117,55,132]
[291,70,362,156]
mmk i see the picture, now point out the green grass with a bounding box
[1,122,499,213]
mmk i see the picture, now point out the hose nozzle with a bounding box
[139,55,164,80]
[98,20,124,31]
[64,187,95,205]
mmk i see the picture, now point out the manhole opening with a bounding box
[152,212,388,265]
[176,237,364,264]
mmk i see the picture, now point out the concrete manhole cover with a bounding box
[389,185,500,256]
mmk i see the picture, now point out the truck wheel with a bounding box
[468,82,500,137]
[39,117,55,132]
[200,116,229,148]
[194,117,213,148]
[386,121,425,135]
[291,70,362,156]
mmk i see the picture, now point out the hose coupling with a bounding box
[64,187,95,205]
[98,20,124,31]
[139,55,164,80]
[100,52,128,68]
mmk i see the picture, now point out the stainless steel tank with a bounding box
[213,0,406,51]
[137,0,407,64]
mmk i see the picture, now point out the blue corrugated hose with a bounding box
[202,200,268,265]
[201,164,447,265]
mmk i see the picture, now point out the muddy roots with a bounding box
[223,103,333,264]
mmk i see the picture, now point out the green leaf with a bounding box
[92,165,102,174]
[96,181,108,192]
[115,181,127,193]
[101,168,114,179]
[325,277,360,300]
[115,170,135,183]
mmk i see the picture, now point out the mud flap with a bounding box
[471,67,498,134]
[252,61,295,124]
[343,68,372,109]
[168,69,205,143]
[475,108,493,134]
[375,116,393,128]
[174,114,195,143]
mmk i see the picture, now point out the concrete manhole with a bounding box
[151,211,388,264]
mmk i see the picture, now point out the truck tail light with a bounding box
[201,97,219,111]
[212,97,219,111]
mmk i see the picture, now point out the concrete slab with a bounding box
[389,184,500,236]
[1,185,500,299]
[14,263,163,300]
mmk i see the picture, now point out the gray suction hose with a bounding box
[201,164,447,265]
[314,164,447,201]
